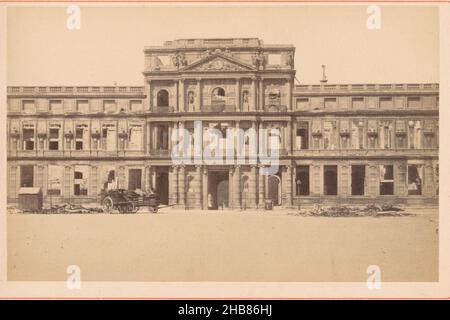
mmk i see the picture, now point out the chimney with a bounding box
[320,65,328,84]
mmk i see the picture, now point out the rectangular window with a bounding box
[324,97,337,109]
[155,124,169,150]
[407,164,423,195]
[23,125,35,150]
[104,100,117,113]
[296,98,309,110]
[351,165,365,195]
[407,96,421,108]
[75,124,88,150]
[379,97,393,109]
[102,124,117,151]
[380,165,394,195]
[77,100,89,113]
[351,120,365,149]
[74,166,89,196]
[49,100,63,113]
[128,125,143,150]
[130,100,143,112]
[352,97,364,109]
[22,100,35,113]
[47,165,63,196]
[101,165,117,191]
[323,121,337,150]
[296,121,309,150]
[20,165,34,187]
[48,125,60,150]
[408,120,423,149]
[296,165,310,196]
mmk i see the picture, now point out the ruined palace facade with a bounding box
[6,38,439,209]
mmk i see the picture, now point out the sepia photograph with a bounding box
[0,2,448,300]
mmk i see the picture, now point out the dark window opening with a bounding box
[324,165,338,195]
[351,165,365,195]
[20,165,34,187]
[296,166,310,196]
[157,90,169,107]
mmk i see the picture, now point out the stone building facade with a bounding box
[6,38,439,209]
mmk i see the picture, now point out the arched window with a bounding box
[157,89,169,107]
[212,87,225,100]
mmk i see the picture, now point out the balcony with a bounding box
[201,105,236,113]
[292,148,439,158]
[264,105,287,112]
[150,149,170,157]
[8,149,147,158]
[152,106,174,113]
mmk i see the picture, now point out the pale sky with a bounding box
[7,5,439,86]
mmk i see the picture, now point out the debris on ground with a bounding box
[290,203,413,217]
[7,203,105,214]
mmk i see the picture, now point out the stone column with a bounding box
[202,166,208,209]
[179,79,185,112]
[249,165,257,208]
[251,78,257,111]
[283,165,293,207]
[287,79,292,111]
[194,165,202,209]
[292,120,298,151]
[286,120,292,155]
[178,165,186,208]
[235,78,241,111]
[174,80,179,112]
[170,165,178,206]
[228,166,234,209]
[196,78,202,112]
[233,165,241,209]
[145,165,152,191]
[259,78,264,112]
[145,122,152,154]
[171,122,178,154]
[258,165,266,208]
[145,80,152,111]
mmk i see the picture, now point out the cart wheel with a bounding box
[130,203,139,213]
[102,196,114,213]
[149,206,158,214]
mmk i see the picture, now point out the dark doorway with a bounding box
[208,170,229,210]
[156,172,169,205]
[128,169,142,191]
[296,165,310,195]
[268,175,281,205]
[351,165,365,195]
[20,165,34,187]
[324,165,338,195]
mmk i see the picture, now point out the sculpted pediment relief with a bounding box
[181,54,256,72]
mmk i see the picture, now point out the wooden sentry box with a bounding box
[18,187,43,211]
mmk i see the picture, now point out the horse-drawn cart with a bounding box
[101,189,159,213]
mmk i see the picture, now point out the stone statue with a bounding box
[252,51,266,69]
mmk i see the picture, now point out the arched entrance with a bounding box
[267,175,281,206]
[207,170,229,210]
[216,180,229,210]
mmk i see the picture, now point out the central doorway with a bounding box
[267,175,281,206]
[207,170,229,210]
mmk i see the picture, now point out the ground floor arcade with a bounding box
[7,158,439,208]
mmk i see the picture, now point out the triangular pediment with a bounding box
[181,54,256,72]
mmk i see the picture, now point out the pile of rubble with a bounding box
[292,204,413,217]
[8,203,105,214]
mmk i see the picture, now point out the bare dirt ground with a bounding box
[7,207,438,282]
